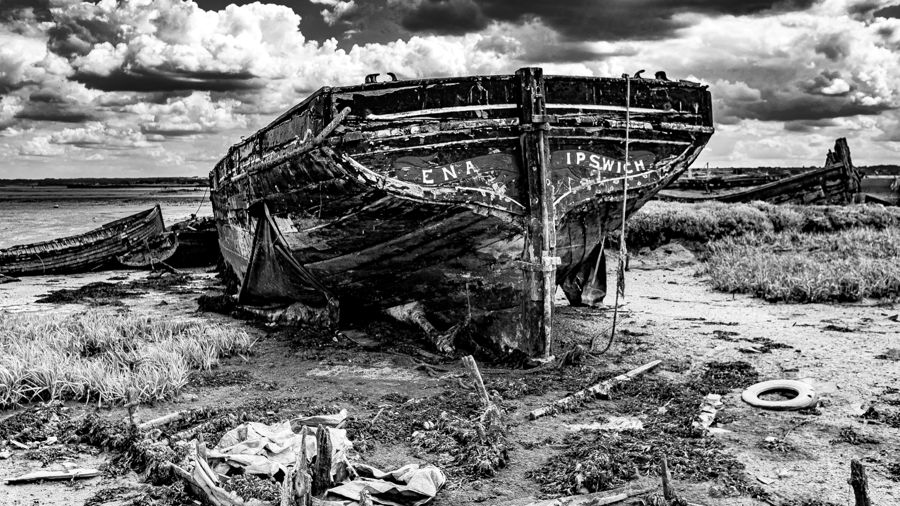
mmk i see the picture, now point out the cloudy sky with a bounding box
[1,0,899,178]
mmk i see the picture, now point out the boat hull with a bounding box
[658,138,860,204]
[0,206,166,276]
[210,68,713,355]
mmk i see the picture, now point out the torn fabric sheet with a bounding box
[326,463,446,506]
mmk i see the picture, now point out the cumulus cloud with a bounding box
[311,0,358,25]
[49,122,150,148]
[393,0,818,40]
[127,91,249,136]
[18,135,64,156]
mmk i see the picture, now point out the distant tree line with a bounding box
[0,177,208,187]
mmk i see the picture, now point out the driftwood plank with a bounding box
[529,360,662,420]
[5,468,101,484]
[525,486,654,506]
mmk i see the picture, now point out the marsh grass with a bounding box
[625,202,900,303]
[704,227,900,303]
[0,312,254,407]
[627,201,900,250]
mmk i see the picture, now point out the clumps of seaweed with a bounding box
[37,272,192,306]
[696,361,760,395]
[222,474,281,502]
[757,437,798,454]
[829,426,880,445]
[0,401,65,442]
[531,363,765,499]
[197,293,238,315]
[66,414,188,484]
[741,337,794,354]
[485,367,595,400]
[189,369,254,388]
[887,461,900,482]
[125,483,190,506]
[346,387,508,480]
[36,282,139,305]
[860,405,900,428]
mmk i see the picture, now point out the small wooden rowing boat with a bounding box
[117,231,179,268]
[657,138,861,204]
[0,205,166,276]
[210,67,714,356]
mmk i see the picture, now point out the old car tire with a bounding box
[741,380,818,410]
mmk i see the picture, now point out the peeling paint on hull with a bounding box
[210,68,714,356]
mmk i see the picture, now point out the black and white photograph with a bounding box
[0,0,899,504]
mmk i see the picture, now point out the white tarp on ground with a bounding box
[205,411,445,506]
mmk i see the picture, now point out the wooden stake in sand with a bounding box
[849,460,871,506]
[294,428,312,506]
[528,359,662,420]
[312,425,334,496]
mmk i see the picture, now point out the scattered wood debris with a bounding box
[529,360,662,420]
[6,468,101,485]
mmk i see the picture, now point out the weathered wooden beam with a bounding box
[517,67,557,359]
[529,360,662,420]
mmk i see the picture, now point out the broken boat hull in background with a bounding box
[0,205,167,276]
[210,68,714,356]
[657,138,862,204]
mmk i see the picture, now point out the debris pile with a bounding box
[529,362,767,500]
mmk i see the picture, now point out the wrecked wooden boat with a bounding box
[117,231,178,268]
[0,205,167,276]
[657,138,861,204]
[210,67,714,357]
[166,216,221,267]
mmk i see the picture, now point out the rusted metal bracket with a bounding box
[519,123,551,133]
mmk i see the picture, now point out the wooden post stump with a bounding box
[849,459,871,506]
[312,425,333,496]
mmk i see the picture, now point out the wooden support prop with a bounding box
[312,425,333,496]
[660,457,679,504]
[462,355,491,407]
[517,67,557,359]
[524,486,654,506]
[528,360,662,420]
[849,459,871,506]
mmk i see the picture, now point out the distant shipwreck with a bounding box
[210,67,714,357]
[658,138,862,204]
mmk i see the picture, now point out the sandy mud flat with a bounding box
[0,252,897,506]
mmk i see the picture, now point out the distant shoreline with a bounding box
[0,177,208,188]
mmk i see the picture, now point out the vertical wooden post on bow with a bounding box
[516,67,557,359]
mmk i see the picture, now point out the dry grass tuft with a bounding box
[0,311,254,407]
[703,228,900,303]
